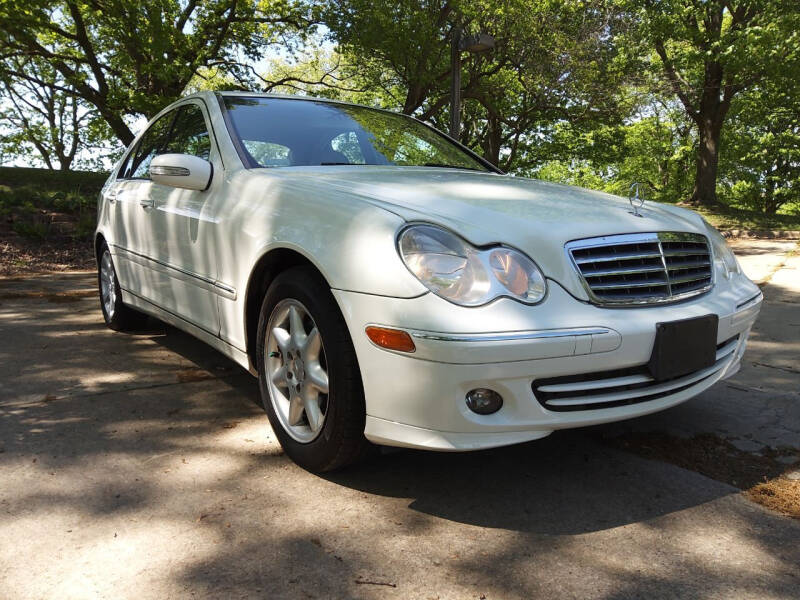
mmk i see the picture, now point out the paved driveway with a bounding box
[1,240,798,599]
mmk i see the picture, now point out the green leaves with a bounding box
[0,0,797,215]
[321,0,634,168]
[0,0,318,144]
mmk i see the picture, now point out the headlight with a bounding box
[703,219,740,279]
[398,224,547,306]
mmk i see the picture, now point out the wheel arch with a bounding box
[243,245,333,369]
[94,232,107,263]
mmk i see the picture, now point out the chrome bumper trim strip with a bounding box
[408,327,611,343]
[736,291,763,310]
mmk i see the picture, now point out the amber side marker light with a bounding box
[365,326,416,353]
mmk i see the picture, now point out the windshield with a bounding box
[222,96,489,171]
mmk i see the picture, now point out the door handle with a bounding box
[140,198,155,209]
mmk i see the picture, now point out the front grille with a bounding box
[566,232,713,305]
[532,336,739,412]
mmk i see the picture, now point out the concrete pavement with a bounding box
[1,240,798,599]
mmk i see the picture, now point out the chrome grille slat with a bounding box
[574,252,662,264]
[537,373,654,393]
[668,273,713,285]
[662,250,710,257]
[566,232,713,306]
[542,361,722,407]
[597,292,669,301]
[591,280,670,290]
[667,260,710,270]
[583,264,667,277]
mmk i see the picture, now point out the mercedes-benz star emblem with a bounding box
[629,182,645,217]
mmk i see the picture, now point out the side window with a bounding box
[116,147,136,180]
[128,112,175,179]
[165,104,211,160]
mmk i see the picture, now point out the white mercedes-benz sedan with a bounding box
[95,91,763,472]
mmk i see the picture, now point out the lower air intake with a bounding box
[532,336,739,412]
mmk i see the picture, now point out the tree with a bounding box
[0,0,317,145]
[324,0,632,169]
[720,77,800,214]
[532,91,693,198]
[629,0,800,207]
[0,56,105,170]
[324,0,456,116]
[454,1,632,169]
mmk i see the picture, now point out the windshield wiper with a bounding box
[423,162,482,171]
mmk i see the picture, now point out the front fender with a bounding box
[217,170,427,353]
[228,170,427,298]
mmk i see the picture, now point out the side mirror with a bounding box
[150,153,212,191]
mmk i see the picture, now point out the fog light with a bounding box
[465,388,503,415]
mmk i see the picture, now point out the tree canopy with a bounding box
[0,0,316,145]
[1,0,798,214]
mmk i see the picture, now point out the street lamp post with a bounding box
[449,30,495,139]
[449,27,463,139]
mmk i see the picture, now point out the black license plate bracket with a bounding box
[648,314,718,382]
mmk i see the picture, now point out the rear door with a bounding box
[110,110,177,303]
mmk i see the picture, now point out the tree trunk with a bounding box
[482,113,502,167]
[763,175,779,214]
[103,109,135,146]
[690,120,722,207]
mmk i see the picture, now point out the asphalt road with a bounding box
[1,240,798,599]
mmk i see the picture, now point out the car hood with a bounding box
[254,166,709,299]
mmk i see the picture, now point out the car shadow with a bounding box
[140,317,738,536]
[323,426,735,536]
[130,315,740,537]
[136,318,261,400]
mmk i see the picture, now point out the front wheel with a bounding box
[256,266,371,472]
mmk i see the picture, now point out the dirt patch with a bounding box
[0,235,95,276]
[746,479,800,519]
[176,368,217,383]
[604,432,800,519]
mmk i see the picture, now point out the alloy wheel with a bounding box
[265,299,330,443]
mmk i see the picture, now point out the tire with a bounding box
[97,242,148,331]
[256,266,371,472]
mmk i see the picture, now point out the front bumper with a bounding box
[333,274,763,451]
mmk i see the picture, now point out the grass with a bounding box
[0,166,109,242]
[687,203,800,232]
[0,166,108,196]
[0,166,108,274]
